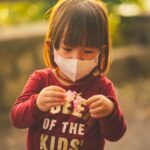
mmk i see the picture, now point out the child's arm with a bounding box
[100,96,126,141]
[10,71,64,128]
[86,82,126,141]
[10,71,46,128]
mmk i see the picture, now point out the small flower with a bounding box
[66,90,76,102]
[66,90,86,111]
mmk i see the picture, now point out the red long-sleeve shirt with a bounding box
[10,68,126,150]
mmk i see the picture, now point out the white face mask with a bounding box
[54,50,99,82]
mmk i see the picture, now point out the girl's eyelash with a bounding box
[63,47,72,51]
[84,50,93,53]
[62,47,93,53]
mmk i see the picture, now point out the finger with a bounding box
[44,97,65,103]
[45,86,66,92]
[45,102,64,108]
[86,95,103,106]
[90,106,104,114]
[44,91,66,98]
[90,113,104,119]
[90,108,109,118]
[89,100,103,109]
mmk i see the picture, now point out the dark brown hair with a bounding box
[43,0,110,74]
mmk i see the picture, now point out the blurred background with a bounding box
[0,0,150,149]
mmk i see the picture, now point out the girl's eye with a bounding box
[63,47,72,51]
[84,50,93,54]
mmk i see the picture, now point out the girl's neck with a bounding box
[52,68,74,86]
[52,68,98,87]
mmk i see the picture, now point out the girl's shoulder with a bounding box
[95,74,113,86]
[88,75,116,97]
[92,70,113,86]
[31,68,53,77]
[29,68,55,84]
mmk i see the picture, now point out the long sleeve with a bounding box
[10,70,48,128]
[100,82,126,141]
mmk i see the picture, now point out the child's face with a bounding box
[56,40,99,60]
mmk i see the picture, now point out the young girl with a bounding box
[10,0,126,150]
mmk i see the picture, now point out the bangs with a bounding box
[53,1,107,50]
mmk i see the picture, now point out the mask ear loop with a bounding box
[50,40,59,68]
[51,40,59,57]
[92,50,101,76]
[99,44,108,74]
[52,40,58,61]
[51,40,57,60]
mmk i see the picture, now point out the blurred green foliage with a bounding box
[0,0,143,26]
[105,0,143,5]
[0,0,56,26]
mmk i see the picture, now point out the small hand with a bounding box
[36,86,66,112]
[86,95,114,119]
